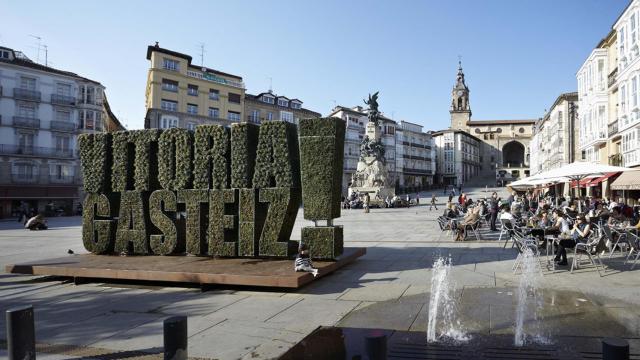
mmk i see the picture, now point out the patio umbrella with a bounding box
[534,162,633,211]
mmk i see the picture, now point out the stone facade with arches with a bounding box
[446,62,535,185]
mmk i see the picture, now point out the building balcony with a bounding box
[50,121,78,132]
[608,67,618,88]
[0,144,75,159]
[13,88,41,102]
[51,94,76,106]
[609,153,623,167]
[11,173,38,184]
[608,121,619,137]
[402,168,432,175]
[49,175,76,184]
[12,116,40,129]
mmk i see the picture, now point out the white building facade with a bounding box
[615,0,640,168]
[0,46,106,218]
[432,129,481,186]
[577,48,610,163]
[395,120,435,191]
[530,92,579,175]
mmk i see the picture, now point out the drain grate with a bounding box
[389,343,463,359]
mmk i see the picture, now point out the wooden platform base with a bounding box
[5,248,365,289]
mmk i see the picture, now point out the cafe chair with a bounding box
[571,233,607,277]
[623,231,640,270]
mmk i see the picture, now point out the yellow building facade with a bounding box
[144,43,245,129]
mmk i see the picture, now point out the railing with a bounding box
[608,121,619,136]
[402,168,431,175]
[0,144,75,158]
[13,116,40,129]
[51,94,76,106]
[608,67,618,88]
[49,175,75,184]
[609,153,623,166]
[50,121,77,132]
[501,162,527,168]
[11,173,38,184]
[13,88,41,101]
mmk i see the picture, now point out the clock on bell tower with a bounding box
[450,61,471,130]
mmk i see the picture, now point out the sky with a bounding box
[0,0,630,130]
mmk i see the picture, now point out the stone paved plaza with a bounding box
[1,186,640,359]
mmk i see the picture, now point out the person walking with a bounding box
[364,193,370,214]
[429,194,438,211]
[489,192,499,231]
[416,194,420,205]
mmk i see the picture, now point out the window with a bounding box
[55,109,71,122]
[209,89,219,100]
[249,109,260,123]
[187,103,198,115]
[54,135,70,152]
[621,85,627,114]
[163,58,179,71]
[161,99,178,112]
[227,111,241,122]
[17,104,36,118]
[633,76,638,108]
[84,110,95,129]
[0,50,10,59]
[228,93,241,104]
[160,115,178,129]
[50,164,73,179]
[187,122,197,131]
[13,162,36,179]
[17,132,34,150]
[266,112,273,121]
[95,112,102,131]
[632,14,637,43]
[56,83,71,96]
[187,84,198,96]
[262,95,275,104]
[280,111,293,123]
[291,101,301,109]
[208,107,220,118]
[20,76,36,90]
[278,98,289,107]
[162,79,178,92]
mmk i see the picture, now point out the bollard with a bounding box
[365,331,387,360]
[164,316,187,360]
[6,305,36,360]
[603,337,629,360]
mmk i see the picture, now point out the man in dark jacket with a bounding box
[489,192,499,231]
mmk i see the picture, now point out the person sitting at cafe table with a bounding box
[565,203,578,218]
[554,214,591,266]
[455,206,481,241]
[499,206,515,222]
[608,207,626,227]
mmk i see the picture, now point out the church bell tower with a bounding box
[450,61,471,130]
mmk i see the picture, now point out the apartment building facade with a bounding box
[144,43,245,130]
[432,129,481,186]
[0,46,112,218]
[244,91,320,124]
[530,92,579,176]
[614,1,640,168]
[395,120,435,191]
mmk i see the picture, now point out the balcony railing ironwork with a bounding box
[0,144,75,158]
[11,173,38,184]
[50,121,78,132]
[13,116,40,129]
[13,88,41,101]
[608,121,619,137]
[608,67,618,88]
[49,175,76,184]
[51,94,76,106]
[609,153,623,167]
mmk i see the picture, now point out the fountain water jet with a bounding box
[427,256,469,343]
[514,248,550,346]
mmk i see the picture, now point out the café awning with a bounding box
[610,170,640,190]
[586,172,619,187]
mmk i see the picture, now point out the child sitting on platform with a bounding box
[294,243,318,277]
